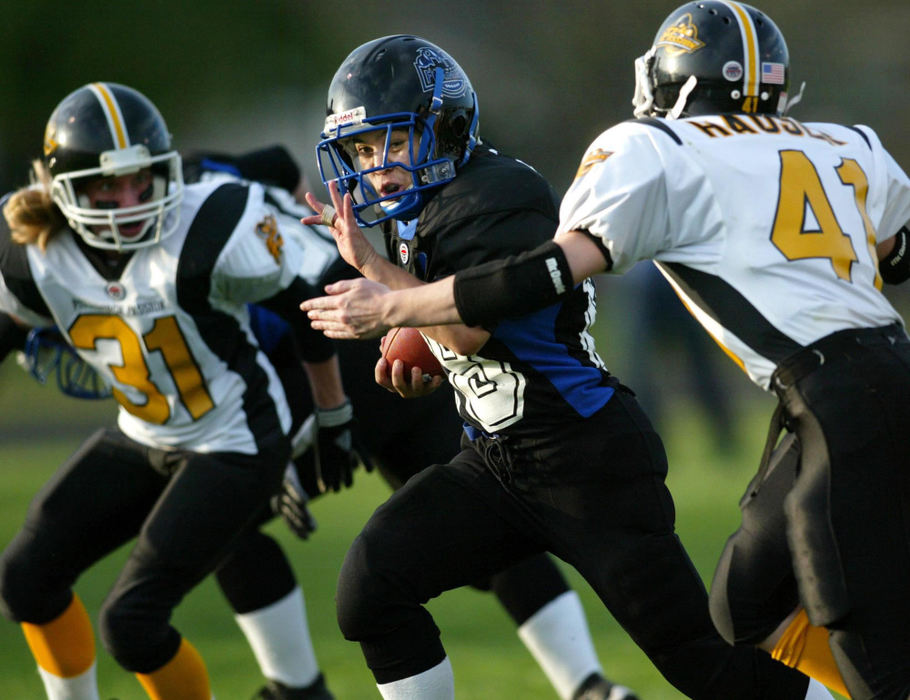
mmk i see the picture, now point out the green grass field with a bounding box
[0,358,846,699]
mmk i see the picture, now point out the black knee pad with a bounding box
[336,531,404,642]
[336,529,446,683]
[215,530,296,614]
[98,592,181,673]
[0,536,71,624]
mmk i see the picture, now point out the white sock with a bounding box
[234,586,319,687]
[37,662,99,700]
[804,678,836,699]
[517,591,603,700]
[376,656,454,700]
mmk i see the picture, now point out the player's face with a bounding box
[80,168,155,239]
[347,128,413,200]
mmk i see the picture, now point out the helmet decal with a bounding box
[88,82,130,149]
[655,13,705,55]
[722,61,744,81]
[43,121,59,158]
[761,62,786,85]
[414,47,468,98]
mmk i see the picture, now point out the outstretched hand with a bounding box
[300,278,397,339]
[301,189,379,274]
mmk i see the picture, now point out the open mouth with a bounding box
[380,183,405,197]
[118,222,146,238]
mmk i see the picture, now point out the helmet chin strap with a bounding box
[668,75,698,120]
[632,48,657,118]
[782,81,806,115]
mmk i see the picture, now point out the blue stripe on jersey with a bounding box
[247,304,289,355]
[494,303,613,418]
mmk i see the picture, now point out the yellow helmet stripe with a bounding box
[721,1,760,98]
[89,82,130,149]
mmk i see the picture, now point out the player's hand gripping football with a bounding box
[375,327,445,398]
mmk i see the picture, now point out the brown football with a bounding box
[380,327,444,377]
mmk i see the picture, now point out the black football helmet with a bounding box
[43,82,183,250]
[632,1,790,119]
[316,35,479,226]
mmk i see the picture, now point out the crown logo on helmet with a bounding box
[655,14,706,55]
[413,47,468,98]
[43,122,59,158]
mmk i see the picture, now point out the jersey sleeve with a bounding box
[0,203,54,328]
[212,182,310,304]
[558,124,671,274]
[852,125,910,242]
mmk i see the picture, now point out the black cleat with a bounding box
[572,672,641,700]
[251,673,334,700]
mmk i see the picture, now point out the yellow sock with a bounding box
[136,637,211,700]
[771,608,850,697]
[21,593,95,677]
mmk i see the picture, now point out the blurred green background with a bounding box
[0,1,903,697]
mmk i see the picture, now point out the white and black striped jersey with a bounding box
[560,115,910,389]
[389,145,612,437]
[0,179,334,453]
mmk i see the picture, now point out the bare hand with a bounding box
[374,357,444,398]
[301,278,396,339]
[302,190,379,274]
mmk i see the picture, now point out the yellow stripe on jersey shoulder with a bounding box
[574,149,614,180]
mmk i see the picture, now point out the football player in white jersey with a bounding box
[0,83,366,700]
[301,3,910,699]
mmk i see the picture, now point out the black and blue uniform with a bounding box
[336,145,815,698]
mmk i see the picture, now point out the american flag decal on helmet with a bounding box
[762,62,786,85]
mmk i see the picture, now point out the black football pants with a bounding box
[335,386,812,698]
[0,427,287,673]
[711,324,910,700]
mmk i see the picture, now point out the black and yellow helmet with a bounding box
[43,82,183,250]
[633,1,790,119]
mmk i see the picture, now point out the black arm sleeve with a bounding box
[258,278,336,363]
[453,240,574,327]
[880,226,910,285]
[0,311,29,364]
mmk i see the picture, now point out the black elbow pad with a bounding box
[880,227,910,285]
[453,240,573,327]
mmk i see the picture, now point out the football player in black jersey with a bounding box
[2,141,637,700]
[300,35,834,700]
[183,147,638,700]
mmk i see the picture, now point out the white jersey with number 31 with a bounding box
[559,115,910,389]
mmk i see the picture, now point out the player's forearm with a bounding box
[302,354,348,409]
[380,277,462,328]
[359,252,422,292]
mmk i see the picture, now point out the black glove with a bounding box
[271,463,318,539]
[311,400,374,493]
